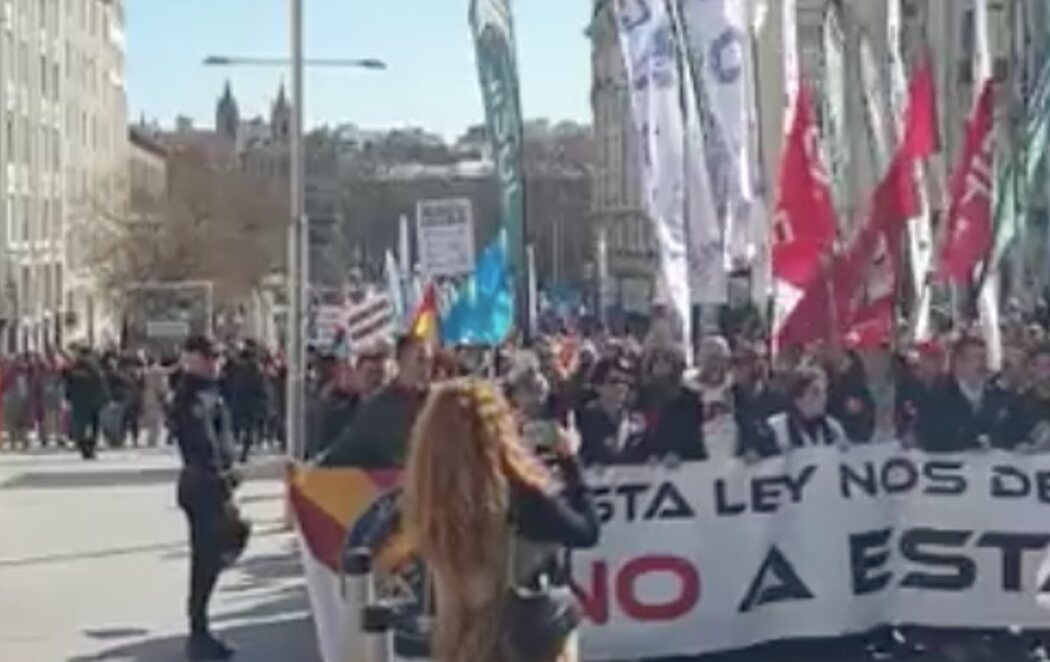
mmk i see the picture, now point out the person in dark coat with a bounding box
[171,335,240,660]
[1005,343,1050,452]
[733,344,787,459]
[578,356,634,466]
[896,341,946,446]
[624,343,706,463]
[319,335,431,469]
[222,345,268,462]
[824,347,876,443]
[917,336,1017,452]
[63,348,107,460]
[100,355,132,447]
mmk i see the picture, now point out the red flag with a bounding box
[773,85,838,346]
[783,62,940,350]
[937,80,995,283]
[902,58,939,160]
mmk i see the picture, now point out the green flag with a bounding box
[987,56,1050,274]
[470,0,526,284]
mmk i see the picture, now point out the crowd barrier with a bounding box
[288,444,1050,661]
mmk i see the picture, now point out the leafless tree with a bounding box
[83,145,288,310]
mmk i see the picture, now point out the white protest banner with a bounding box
[577,445,1050,660]
[416,198,476,278]
[295,445,1050,662]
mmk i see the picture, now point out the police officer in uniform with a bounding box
[172,335,239,660]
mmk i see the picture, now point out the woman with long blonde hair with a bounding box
[403,377,599,662]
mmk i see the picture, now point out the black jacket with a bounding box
[1005,388,1050,449]
[172,374,236,503]
[222,358,268,420]
[510,453,600,588]
[917,377,1017,452]
[827,356,876,443]
[577,400,628,466]
[64,359,107,413]
[624,385,707,462]
[895,374,937,441]
[734,381,786,458]
[320,383,426,469]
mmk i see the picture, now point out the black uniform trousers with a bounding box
[70,408,100,459]
[178,475,227,636]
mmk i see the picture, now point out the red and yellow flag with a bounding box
[409,283,439,342]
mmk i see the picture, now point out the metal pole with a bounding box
[287,0,307,461]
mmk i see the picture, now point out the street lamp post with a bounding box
[202,5,386,462]
[288,0,307,463]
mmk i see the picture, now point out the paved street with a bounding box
[0,447,319,662]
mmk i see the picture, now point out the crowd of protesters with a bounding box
[12,314,1050,660]
[0,341,288,462]
[309,326,1050,473]
[298,316,1050,662]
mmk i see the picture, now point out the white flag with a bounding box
[384,250,405,330]
[782,0,799,121]
[615,0,694,343]
[679,0,758,268]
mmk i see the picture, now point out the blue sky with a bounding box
[126,0,593,140]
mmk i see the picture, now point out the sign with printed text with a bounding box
[416,198,476,278]
[296,445,1050,662]
[577,445,1050,660]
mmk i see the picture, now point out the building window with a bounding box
[4,196,12,245]
[41,199,50,242]
[39,126,46,171]
[19,40,28,83]
[20,195,29,243]
[19,266,29,312]
[51,127,59,169]
[1,33,11,84]
[3,112,13,164]
[43,264,52,309]
[962,9,975,57]
[20,115,29,164]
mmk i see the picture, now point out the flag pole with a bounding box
[746,0,775,351]
[666,0,698,363]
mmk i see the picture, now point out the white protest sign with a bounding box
[576,445,1050,660]
[416,198,476,278]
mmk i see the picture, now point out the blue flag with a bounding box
[441,233,514,345]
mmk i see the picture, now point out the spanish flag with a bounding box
[409,282,439,342]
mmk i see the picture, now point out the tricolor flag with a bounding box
[289,465,411,662]
[409,283,439,343]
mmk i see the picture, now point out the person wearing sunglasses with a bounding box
[577,357,635,466]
